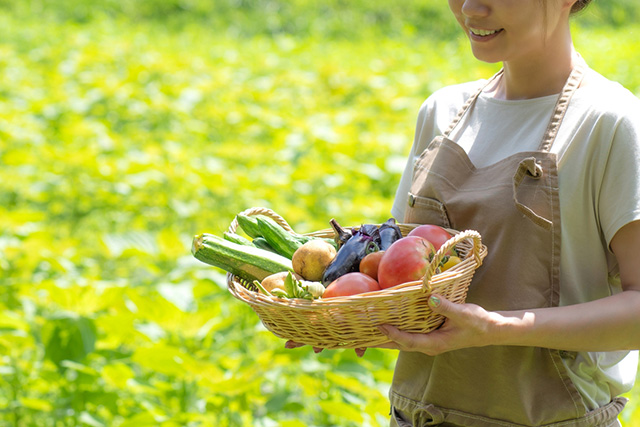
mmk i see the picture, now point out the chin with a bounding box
[469,48,503,64]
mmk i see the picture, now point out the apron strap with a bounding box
[443,56,587,151]
[538,57,587,152]
[442,69,504,138]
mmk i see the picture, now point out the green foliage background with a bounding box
[1,1,639,426]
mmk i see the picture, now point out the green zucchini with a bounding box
[192,233,293,283]
[236,214,263,239]
[223,231,255,247]
[257,216,303,259]
[255,216,339,258]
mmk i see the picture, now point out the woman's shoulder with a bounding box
[416,79,487,125]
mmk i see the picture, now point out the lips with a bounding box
[469,27,500,36]
[467,27,504,41]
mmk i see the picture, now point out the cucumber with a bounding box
[223,231,255,247]
[192,233,293,283]
[257,216,303,259]
[256,216,339,259]
[236,214,263,239]
[252,237,278,253]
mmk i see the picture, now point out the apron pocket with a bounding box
[512,157,555,230]
[404,193,451,228]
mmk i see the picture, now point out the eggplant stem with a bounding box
[329,218,352,247]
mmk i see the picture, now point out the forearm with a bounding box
[494,290,640,352]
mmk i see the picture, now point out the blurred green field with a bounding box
[1,1,640,426]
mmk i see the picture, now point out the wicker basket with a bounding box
[226,207,487,349]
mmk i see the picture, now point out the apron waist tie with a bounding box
[415,404,445,426]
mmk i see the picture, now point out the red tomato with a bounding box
[377,236,435,289]
[323,272,381,298]
[407,224,452,252]
[359,251,385,281]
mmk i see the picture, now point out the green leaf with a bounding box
[102,231,158,257]
[40,314,96,368]
[60,360,99,376]
[101,363,135,389]
[131,343,201,378]
[318,399,364,424]
[156,281,195,312]
[79,411,106,427]
[19,397,53,412]
[0,311,30,331]
[117,411,159,427]
[278,421,307,427]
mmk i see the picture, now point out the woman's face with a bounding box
[448,0,573,64]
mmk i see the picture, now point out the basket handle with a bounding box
[421,229,483,293]
[228,207,295,234]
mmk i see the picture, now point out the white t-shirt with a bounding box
[392,67,640,410]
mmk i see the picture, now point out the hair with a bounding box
[571,0,592,14]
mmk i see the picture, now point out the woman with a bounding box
[378,0,640,425]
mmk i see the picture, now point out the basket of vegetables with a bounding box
[191,207,487,349]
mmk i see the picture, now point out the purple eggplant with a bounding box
[322,222,380,286]
[330,218,353,248]
[359,223,381,240]
[379,218,403,250]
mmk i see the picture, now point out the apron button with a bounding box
[408,194,416,207]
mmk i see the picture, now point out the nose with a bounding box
[461,0,490,18]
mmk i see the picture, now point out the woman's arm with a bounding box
[377,220,640,355]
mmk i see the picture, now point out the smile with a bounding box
[469,27,502,37]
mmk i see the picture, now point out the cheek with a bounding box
[448,0,464,17]
[518,23,550,49]
[448,1,467,31]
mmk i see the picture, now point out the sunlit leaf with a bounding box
[117,411,158,427]
[156,282,194,312]
[102,231,158,257]
[19,397,53,412]
[0,311,30,331]
[318,399,364,424]
[41,314,96,367]
[79,411,106,427]
[101,363,135,389]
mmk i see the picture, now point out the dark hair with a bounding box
[571,0,592,14]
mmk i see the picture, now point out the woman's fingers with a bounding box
[285,340,367,357]
[284,340,305,349]
[375,294,499,355]
[285,340,325,353]
[378,325,427,352]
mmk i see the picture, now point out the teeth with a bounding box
[470,28,498,36]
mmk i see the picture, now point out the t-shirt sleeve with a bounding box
[391,154,413,221]
[391,99,433,221]
[598,108,640,249]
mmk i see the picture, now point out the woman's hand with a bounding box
[283,294,502,358]
[376,294,504,355]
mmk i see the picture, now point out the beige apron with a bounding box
[390,62,627,426]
